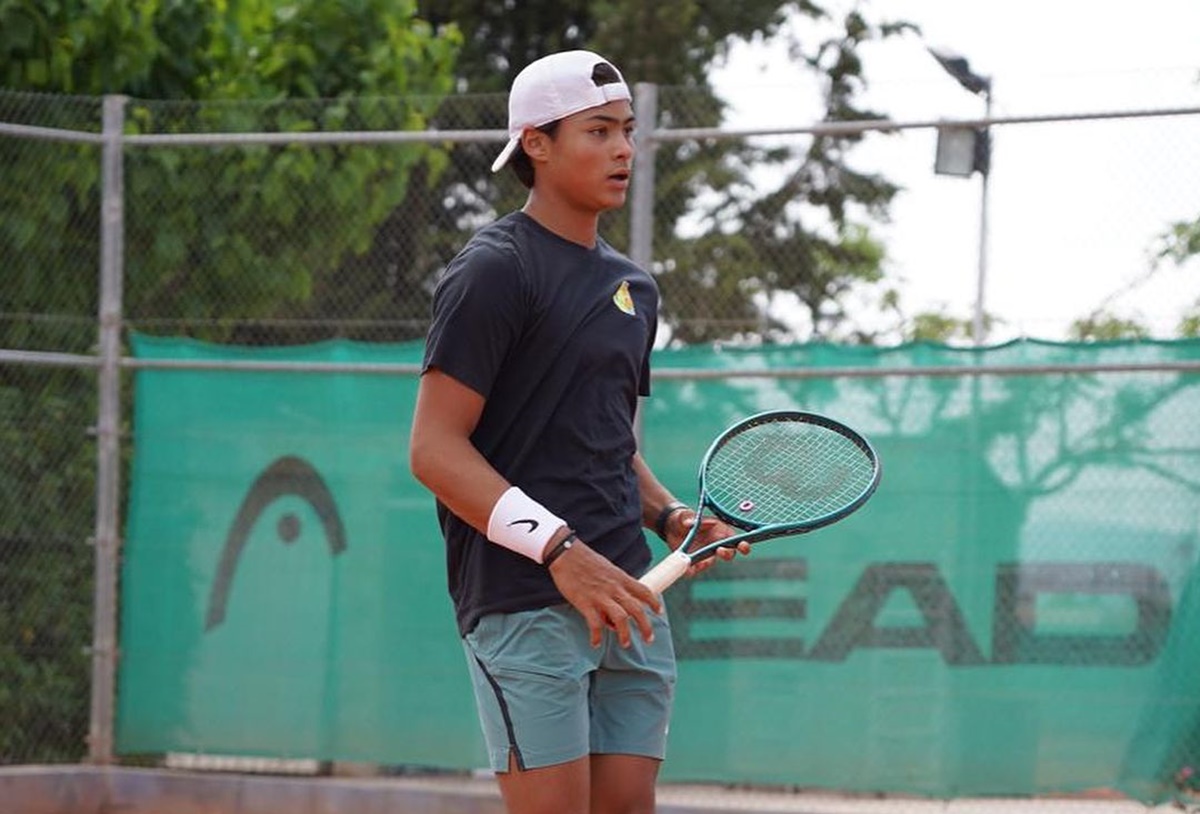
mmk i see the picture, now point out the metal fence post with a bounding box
[630,83,658,446]
[629,82,658,274]
[89,93,127,765]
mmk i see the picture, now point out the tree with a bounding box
[3,0,461,344]
[0,0,461,762]
[1156,220,1200,338]
[1064,215,1200,344]
[1069,313,1152,342]
[657,7,916,344]
[1157,219,1200,268]
[414,1,918,345]
[907,311,977,344]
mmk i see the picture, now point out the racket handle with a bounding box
[639,549,692,595]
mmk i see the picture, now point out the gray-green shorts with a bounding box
[461,603,677,772]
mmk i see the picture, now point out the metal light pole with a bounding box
[973,89,992,346]
[929,47,993,345]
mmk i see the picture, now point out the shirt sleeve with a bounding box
[422,240,526,399]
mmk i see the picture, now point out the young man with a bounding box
[409,50,748,814]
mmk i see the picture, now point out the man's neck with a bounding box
[522,192,600,249]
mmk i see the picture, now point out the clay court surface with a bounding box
[2,765,1172,814]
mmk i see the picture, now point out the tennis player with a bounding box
[409,50,748,814]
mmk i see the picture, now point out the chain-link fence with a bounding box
[1,90,103,766]
[3,86,1200,810]
[10,86,1199,348]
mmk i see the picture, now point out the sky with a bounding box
[711,0,1200,342]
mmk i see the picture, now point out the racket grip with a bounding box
[638,550,692,595]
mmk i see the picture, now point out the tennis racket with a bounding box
[640,409,881,594]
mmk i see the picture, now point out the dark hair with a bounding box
[509,59,622,188]
[591,61,622,87]
[509,120,561,189]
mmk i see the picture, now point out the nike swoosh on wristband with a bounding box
[508,519,539,533]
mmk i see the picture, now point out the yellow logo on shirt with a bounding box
[613,281,636,316]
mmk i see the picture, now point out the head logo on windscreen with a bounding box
[205,455,346,631]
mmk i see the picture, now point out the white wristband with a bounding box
[486,486,566,563]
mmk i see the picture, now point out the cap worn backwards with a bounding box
[490,50,632,173]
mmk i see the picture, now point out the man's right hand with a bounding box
[547,539,660,648]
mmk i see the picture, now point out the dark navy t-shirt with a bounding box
[422,211,659,635]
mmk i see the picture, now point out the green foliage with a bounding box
[1156,220,1200,339]
[416,1,917,345]
[1,0,459,99]
[0,367,96,764]
[907,311,975,344]
[1180,301,1200,339]
[651,6,915,343]
[0,0,461,763]
[1069,313,1152,342]
[0,0,167,94]
[3,0,462,343]
[1157,219,1200,267]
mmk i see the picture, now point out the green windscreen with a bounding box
[117,335,1200,802]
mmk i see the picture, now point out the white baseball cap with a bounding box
[490,50,632,173]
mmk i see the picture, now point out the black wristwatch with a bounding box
[654,501,688,541]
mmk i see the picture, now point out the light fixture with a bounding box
[928,45,994,345]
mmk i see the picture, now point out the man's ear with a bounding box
[521,128,550,163]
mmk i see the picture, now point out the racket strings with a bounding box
[705,422,875,526]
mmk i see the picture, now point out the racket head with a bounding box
[697,409,881,538]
